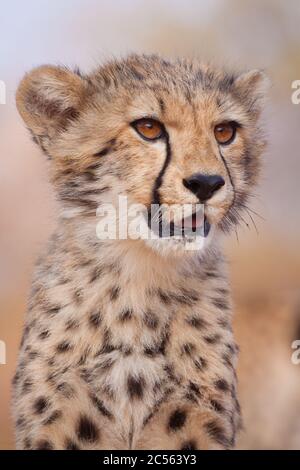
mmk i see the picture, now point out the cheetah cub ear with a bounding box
[16,65,88,141]
[234,69,270,117]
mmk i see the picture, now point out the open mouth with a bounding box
[174,210,211,238]
[147,207,211,239]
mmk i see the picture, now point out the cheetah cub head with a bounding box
[16,55,269,254]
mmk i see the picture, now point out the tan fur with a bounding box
[12,54,268,450]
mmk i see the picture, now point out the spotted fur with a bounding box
[12,54,268,450]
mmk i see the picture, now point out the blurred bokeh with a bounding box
[1,0,300,450]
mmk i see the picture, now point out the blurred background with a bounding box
[1,0,300,450]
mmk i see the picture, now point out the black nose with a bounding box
[183,173,225,201]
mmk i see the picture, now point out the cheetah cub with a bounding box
[13,55,268,450]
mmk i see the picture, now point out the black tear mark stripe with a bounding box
[150,132,172,236]
[218,148,235,192]
[152,132,172,205]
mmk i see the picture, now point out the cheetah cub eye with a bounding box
[214,121,239,145]
[131,118,165,141]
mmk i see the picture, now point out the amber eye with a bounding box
[214,121,237,145]
[132,118,164,141]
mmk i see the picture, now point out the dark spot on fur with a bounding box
[39,329,50,340]
[122,345,132,356]
[89,310,102,328]
[119,308,133,321]
[47,305,61,316]
[185,381,202,402]
[109,286,120,301]
[77,347,91,366]
[216,288,229,296]
[143,310,159,329]
[158,97,165,114]
[80,368,92,384]
[28,350,39,360]
[65,439,80,450]
[12,371,20,386]
[186,316,207,329]
[65,318,80,330]
[131,68,145,81]
[157,288,199,306]
[97,330,115,355]
[212,298,229,310]
[181,440,197,450]
[189,381,201,396]
[222,352,233,368]
[23,437,32,449]
[194,357,208,371]
[204,334,221,344]
[205,420,230,448]
[63,195,98,211]
[43,409,62,425]
[90,393,113,419]
[102,383,115,400]
[217,317,231,330]
[168,409,187,431]
[35,439,54,450]
[127,375,145,399]
[56,382,75,398]
[204,270,217,279]
[96,356,116,370]
[56,340,73,353]
[144,346,158,357]
[22,377,33,394]
[107,138,117,147]
[164,364,181,385]
[93,147,111,157]
[158,329,170,355]
[34,397,49,414]
[157,289,172,305]
[182,343,195,355]
[77,415,99,442]
[227,342,238,355]
[16,416,27,429]
[175,288,199,305]
[89,266,104,283]
[219,74,235,92]
[215,379,230,392]
[210,399,226,414]
[143,331,168,357]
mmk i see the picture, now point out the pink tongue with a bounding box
[182,212,204,229]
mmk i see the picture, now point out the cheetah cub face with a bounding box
[17,55,268,253]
